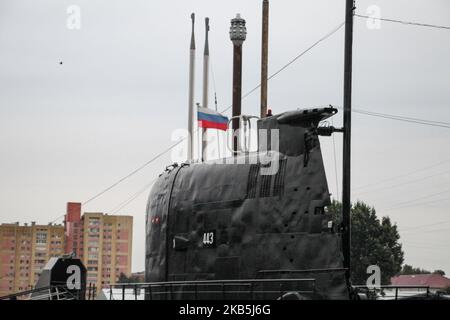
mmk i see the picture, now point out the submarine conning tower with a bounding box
[145,106,349,300]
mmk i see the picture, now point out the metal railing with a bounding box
[352,285,432,300]
[257,268,347,276]
[0,280,95,300]
[107,278,316,300]
[0,285,82,301]
[86,283,97,300]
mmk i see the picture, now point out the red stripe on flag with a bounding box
[198,120,228,131]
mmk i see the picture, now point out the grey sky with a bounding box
[1,0,449,276]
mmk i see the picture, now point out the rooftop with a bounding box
[391,274,450,289]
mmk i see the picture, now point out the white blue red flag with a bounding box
[197,106,228,131]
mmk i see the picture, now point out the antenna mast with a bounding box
[260,0,269,118]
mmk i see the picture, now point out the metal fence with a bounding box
[352,285,432,300]
[107,278,316,300]
[0,283,96,300]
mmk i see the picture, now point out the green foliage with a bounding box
[399,264,431,275]
[328,200,404,285]
[433,269,446,276]
[398,265,446,277]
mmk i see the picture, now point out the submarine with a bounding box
[145,107,349,299]
[145,0,355,300]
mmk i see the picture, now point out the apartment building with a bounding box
[64,202,82,258]
[0,203,133,297]
[64,203,133,291]
[0,222,64,297]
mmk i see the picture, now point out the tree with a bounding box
[433,270,446,276]
[399,264,431,275]
[397,265,447,276]
[329,200,404,285]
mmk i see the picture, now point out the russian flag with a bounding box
[197,106,228,131]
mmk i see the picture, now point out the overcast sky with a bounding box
[1,0,450,276]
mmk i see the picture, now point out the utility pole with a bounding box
[260,0,269,118]
[342,0,355,284]
[229,14,247,155]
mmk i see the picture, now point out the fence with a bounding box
[106,278,316,300]
[352,285,431,300]
[0,283,96,300]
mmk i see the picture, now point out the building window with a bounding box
[36,232,47,244]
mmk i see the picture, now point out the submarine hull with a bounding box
[145,108,349,299]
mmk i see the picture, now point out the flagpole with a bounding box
[202,18,210,162]
[188,13,196,162]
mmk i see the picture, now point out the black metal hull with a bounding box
[145,108,349,300]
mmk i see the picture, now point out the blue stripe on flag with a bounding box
[197,112,228,124]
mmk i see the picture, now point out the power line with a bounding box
[222,21,345,114]
[404,256,450,264]
[264,22,345,84]
[82,21,346,207]
[413,226,450,234]
[353,168,450,197]
[403,244,450,252]
[355,14,450,31]
[110,179,157,214]
[382,186,450,211]
[381,193,450,212]
[353,109,450,129]
[333,106,450,129]
[82,140,184,206]
[402,240,450,248]
[353,158,450,191]
[355,110,450,127]
[402,244,450,252]
[400,220,450,233]
[49,214,65,224]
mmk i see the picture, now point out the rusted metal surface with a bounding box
[260,0,269,118]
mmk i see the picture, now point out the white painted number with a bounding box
[203,232,214,245]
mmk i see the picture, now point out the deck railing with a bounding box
[352,285,432,300]
[107,278,316,300]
